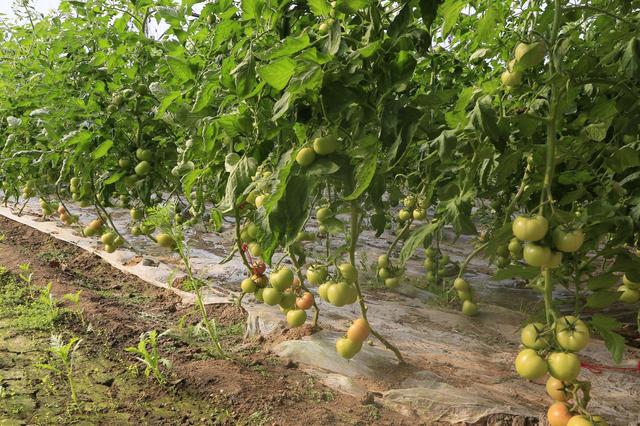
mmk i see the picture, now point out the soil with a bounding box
[0,217,411,425]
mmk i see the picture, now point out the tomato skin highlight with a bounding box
[514,348,548,380]
[547,352,581,382]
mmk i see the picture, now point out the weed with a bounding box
[35,335,82,406]
[63,290,84,325]
[125,330,171,384]
[18,263,32,285]
[38,283,62,324]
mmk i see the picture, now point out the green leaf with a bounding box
[476,5,498,43]
[344,154,377,201]
[220,156,258,213]
[440,0,466,36]
[388,4,413,39]
[262,33,311,60]
[323,19,341,56]
[586,290,619,309]
[192,82,218,112]
[358,41,381,58]
[419,0,442,28]
[166,56,195,82]
[308,0,332,17]
[336,0,370,13]
[104,171,125,185]
[587,273,618,291]
[400,221,440,265]
[92,140,113,160]
[590,314,625,363]
[257,58,296,91]
[620,37,640,79]
[61,130,92,147]
[469,95,505,151]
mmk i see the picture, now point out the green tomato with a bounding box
[318,281,334,302]
[378,267,391,280]
[514,41,545,68]
[101,232,117,246]
[255,287,264,302]
[553,227,585,253]
[618,285,640,304]
[514,348,548,380]
[547,352,581,382]
[512,215,549,242]
[316,207,333,222]
[327,282,355,307]
[622,274,640,290]
[508,238,523,258]
[453,278,469,291]
[398,209,412,222]
[312,135,338,155]
[338,263,358,283]
[457,289,471,301]
[425,247,436,258]
[523,243,551,267]
[248,242,262,257]
[462,300,477,316]
[246,223,259,239]
[269,267,294,291]
[377,254,389,269]
[403,196,416,209]
[521,322,548,350]
[384,277,400,289]
[118,158,131,169]
[295,147,316,167]
[335,337,362,359]
[412,209,426,220]
[306,265,328,285]
[156,233,175,248]
[286,309,307,328]
[135,161,151,177]
[136,148,153,162]
[262,287,283,306]
[423,257,435,271]
[555,316,590,352]
[241,278,257,293]
[279,291,297,310]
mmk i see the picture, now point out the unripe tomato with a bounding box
[546,377,570,402]
[88,218,104,232]
[378,267,391,279]
[131,225,142,236]
[501,69,523,87]
[403,195,416,208]
[547,402,572,426]
[423,257,435,271]
[398,209,412,222]
[425,247,436,258]
[262,287,282,306]
[306,265,328,285]
[508,238,523,257]
[328,282,355,306]
[547,251,563,268]
[622,274,640,290]
[255,287,264,302]
[453,278,469,291]
[514,348,548,380]
[618,285,640,303]
[130,208,142,221]
[553,227,585,253]
[378,254,389,268]
[135,161,151,176]
[279,290,297,310]
[412,209,426,220]
[295,147,316,167]
[457,289,471,301]
[246,223,259,239]
[338,263,358,283]
[385,277,400,288]
[514,41,546,68]
[336,337,362,359]
[318,281,334,302]
[156,233,175,248]
[241,277,257,293]
[521,322,549,350]
[286,309,307,327]
[104,244,116,254]
[462,300,477,316]
[555,316,590,352]
[567,416,594,426]
[547,352,581,381]
[254,195,266,208]
[347,318,369,343]
[523,243,551,267]
[118,158,131,169]
[512,215,549,241]
[296,292,314,310]
[248,242,262,257]
[312,135,338,155]
[316,207,333,222]
[269,267,294,291]
[101,232,117,246]
[136,148,153,162]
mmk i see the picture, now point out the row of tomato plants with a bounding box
[2,0,640,423]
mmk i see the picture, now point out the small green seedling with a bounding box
[125,330,171,384]
[36,335,82,406]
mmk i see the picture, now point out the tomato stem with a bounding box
[287,247,321,329]
[349,201,404,364]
